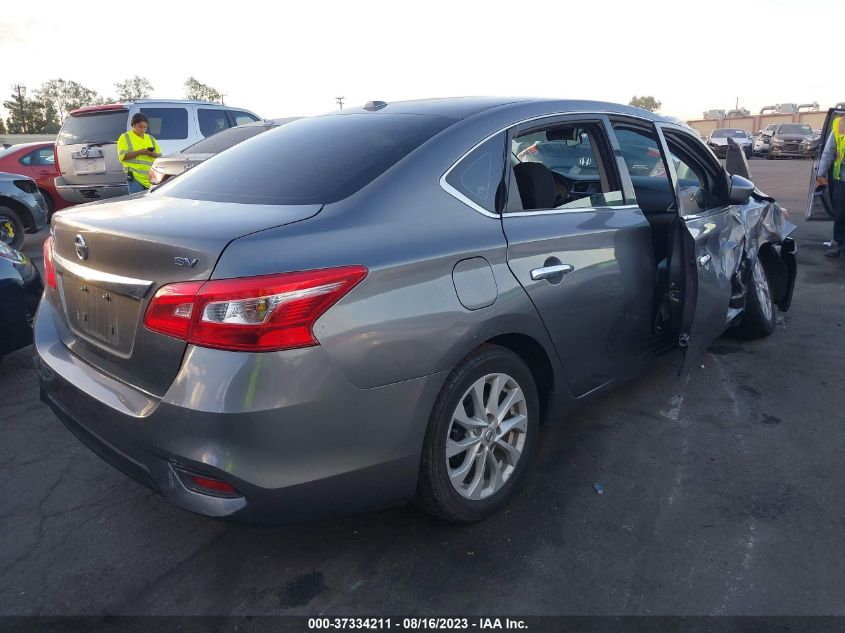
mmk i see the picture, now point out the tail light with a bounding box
[144,266,367,352]
[148,166,166,185]
[53,144,59,173]
[43,235,57,289]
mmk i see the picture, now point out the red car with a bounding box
[0,142,74,217]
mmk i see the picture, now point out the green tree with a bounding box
[1,87,59,133]
[34,79,104,122]
[184,76,221,102]
[628,95,662,113]
[0,118,6,134]
[115,75,153,101]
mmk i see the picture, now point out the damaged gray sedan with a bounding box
[35,98,796,525]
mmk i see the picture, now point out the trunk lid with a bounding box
[51,194,322,396]
[153,153,213,177]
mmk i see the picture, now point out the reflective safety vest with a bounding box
[834,116,845,181]
[117,131,160,189]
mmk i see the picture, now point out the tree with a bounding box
[115,75,153,101]
[34,79,105,121]
[0,118,6,134]
[2,87,59,133]
[629,96,662,113]
[184,76,221,102]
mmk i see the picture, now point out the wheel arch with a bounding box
[485,332,556,426]
[0,196,35,232]
[756,241,789,308]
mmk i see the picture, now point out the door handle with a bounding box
[698,254,712,267]
[531,264,574,281]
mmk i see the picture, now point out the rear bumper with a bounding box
[34,295,442,524]
[54,177,129,203]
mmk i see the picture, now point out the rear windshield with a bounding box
[179,124,273,155]
[57,110,128,146]
[778,124,813,136]
[157,114,453,205]
[711,129,748,138]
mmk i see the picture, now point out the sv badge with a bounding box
[174,256,199,268]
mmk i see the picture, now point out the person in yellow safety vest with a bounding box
[816,115,845,257]
[117,113,161,194]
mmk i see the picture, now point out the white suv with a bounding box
[54,99,261,203]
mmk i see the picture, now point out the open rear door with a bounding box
[806,107,845,221]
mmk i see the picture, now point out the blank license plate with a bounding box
[73,157,106,175]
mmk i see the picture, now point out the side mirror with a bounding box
[729,174,754,204]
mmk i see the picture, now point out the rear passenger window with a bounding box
[198,109,231,137]
[227,110,260,126]
[508,122,623,211]
[444,133,505,213]
[140,107,188,140]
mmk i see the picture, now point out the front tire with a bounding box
[736,257,776,339]
[415,344,540,523]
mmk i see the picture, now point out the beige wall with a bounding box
[1,133,56,146]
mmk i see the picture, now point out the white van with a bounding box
[54,99,261,203]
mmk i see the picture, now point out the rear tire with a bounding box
[0,206,25,250]
[39,189,55,218]
[735,257,776,339]
[415,344,539,523]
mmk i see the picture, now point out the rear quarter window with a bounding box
[140,107,189,140]
[57,111,128,145]
[157,114,453,205]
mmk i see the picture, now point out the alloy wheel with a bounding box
[752,259,773,322]
[446,373,528,500]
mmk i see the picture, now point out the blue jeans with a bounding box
[127,178,146,194]
[834,180,845,247]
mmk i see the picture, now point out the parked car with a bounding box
[707,128,753,158]
[806,107,845,219]
[766,123,820,159]
[35,98,797,525]
[0,172,49,249]
[0,241,43,357]
[54,99,261,204]
[149,118,299,186]
[0,142,73,217]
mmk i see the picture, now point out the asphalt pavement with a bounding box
[2,159,845,617]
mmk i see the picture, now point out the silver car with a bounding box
[0,172,49,249]
[35,98,797,524]
[706,128,753,158]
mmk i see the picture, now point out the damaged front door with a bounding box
[656,124,735,363]
[806,107,845,221]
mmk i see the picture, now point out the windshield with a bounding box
[158,114,453,205]
[57,110,128,145]
[711,129,748,138]
[179,124,274,155]
[777,124,813,136]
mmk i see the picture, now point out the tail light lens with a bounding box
[148,166,166,185]
[53,145,59,173]
[43,235,57,289]
[144,266,367,352]
[14,179,37,194]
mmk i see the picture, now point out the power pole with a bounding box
[220,91,226,106]
[13,84,27,133]
[335,96,345,110]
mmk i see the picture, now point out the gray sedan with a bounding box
[35,98,796,524]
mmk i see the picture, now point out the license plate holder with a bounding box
[63,279,121,346]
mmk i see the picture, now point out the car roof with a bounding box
[3,141,54,151]
[69,99,245,116]
[334,97,671,123]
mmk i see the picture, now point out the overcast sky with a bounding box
[0,0,840,122]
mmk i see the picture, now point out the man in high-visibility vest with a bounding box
[117,113,161,194]
[816,115,845,257]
